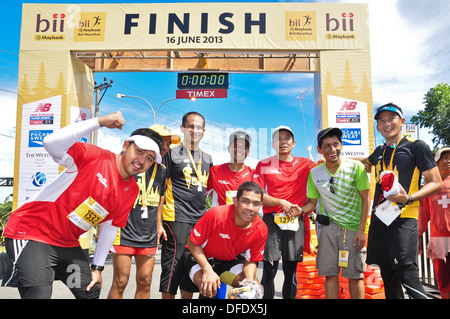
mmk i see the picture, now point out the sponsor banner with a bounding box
[176,89,227,99]
[402,123,419,140]
[21,3,369,51]
[327,95,369,158]
[18,96,62,207]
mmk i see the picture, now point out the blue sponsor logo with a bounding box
[29,130,53,147]
[341,128,361,146]
[31,172,47,187]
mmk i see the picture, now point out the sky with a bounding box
[1,0,450,202]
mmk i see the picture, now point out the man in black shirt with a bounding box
[159,112,213,299]
[361,103,442,299]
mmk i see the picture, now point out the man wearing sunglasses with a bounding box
[300,127,370,299]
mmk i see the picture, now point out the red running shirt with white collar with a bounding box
[207,163,253,206]
[5,142,138,247]
[190,204,268,262]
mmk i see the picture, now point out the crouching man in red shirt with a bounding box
[173,181,268,299]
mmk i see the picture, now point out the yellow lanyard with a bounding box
[135,163,158,208]
[381,138,403,172]
[183,142,203,180]
[343,228,347,248]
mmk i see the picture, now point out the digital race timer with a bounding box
[177,73,229,89]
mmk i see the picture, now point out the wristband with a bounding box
[90,264,105,271]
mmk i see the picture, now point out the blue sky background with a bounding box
[1,0,450,201]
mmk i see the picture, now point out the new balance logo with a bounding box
[34,103,52,112]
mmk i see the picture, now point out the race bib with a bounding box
[67,196,109,231]
[274,213,299,231]
[375,200,402,226]
[338,250,349,268]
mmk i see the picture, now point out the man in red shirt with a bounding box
[253,125,316,299]
[174,181,268,298]
[207,131,253,206]
[3,112,162,299]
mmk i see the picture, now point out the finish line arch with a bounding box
[14,2,373,209]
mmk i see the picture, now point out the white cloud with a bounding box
[365,0,449,113]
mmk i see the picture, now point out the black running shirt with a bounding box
[368,137,436,219]
[114,162,167,247]
[162,143,213,223]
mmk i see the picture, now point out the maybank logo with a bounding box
[34,13,66,41]
[74,12,107,42]
[33,12,106,42]
[325,12,356,40]
[285,11,316,41]
[342,128,361,146]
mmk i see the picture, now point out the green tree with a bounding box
[411,83,450,148]
[0,195,13,229]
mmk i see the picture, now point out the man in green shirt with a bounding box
[299,127,370,299]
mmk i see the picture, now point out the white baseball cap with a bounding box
[126,135,162,163]
[272,125,294,140]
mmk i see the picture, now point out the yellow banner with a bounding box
[21,3,369,51]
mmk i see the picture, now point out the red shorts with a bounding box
[112,245,158,257]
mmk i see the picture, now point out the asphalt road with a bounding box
[0,253,283,299]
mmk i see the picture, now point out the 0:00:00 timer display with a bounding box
[177,73,229,89]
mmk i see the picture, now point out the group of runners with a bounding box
[2,103,449,299]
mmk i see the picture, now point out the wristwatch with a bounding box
[405,195,414,205]
[90,264,105,271]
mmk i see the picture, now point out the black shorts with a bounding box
[159,221,195,293]
[366,215,419,269]
[172,249,244,294]
[263,213,304,262]
[3,238,99,299]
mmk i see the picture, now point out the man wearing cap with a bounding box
[160,111,213,299]
[3,112,162,299]
[300,127,370,299]
[360,103,442,299]
[419,146,450,299]
[207,131,253,206]
[150,124,181,158]
[107,125,180,299]
[252,125,316,299]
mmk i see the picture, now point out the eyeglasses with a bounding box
[329,177,336,194]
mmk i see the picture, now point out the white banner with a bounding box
[21,3,370,51]
[327,95,369,158]
[17,95,62,207]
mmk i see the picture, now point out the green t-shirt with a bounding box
[307,158,369,231]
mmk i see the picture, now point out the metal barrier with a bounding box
[418,228,441,298]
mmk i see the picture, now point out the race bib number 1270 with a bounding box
[67,196,109,231]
